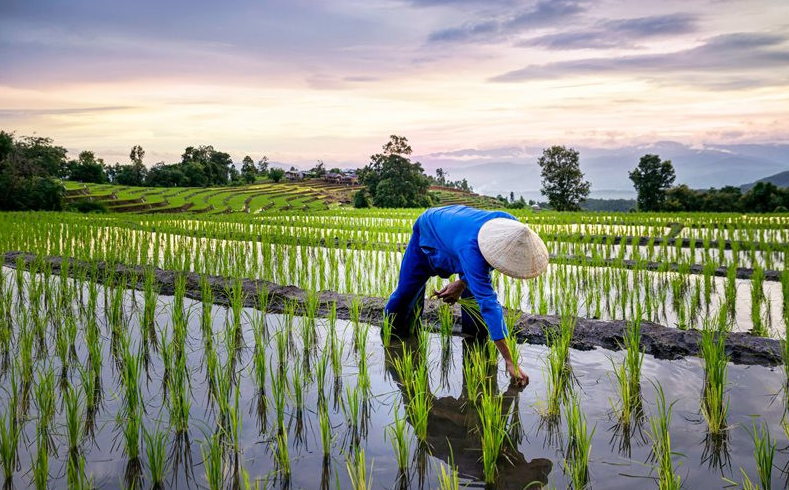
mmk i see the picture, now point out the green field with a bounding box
[62,181,349,214]
[62,181,504,214]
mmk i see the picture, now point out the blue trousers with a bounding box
[384,223,487,339]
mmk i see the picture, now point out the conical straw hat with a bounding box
[477,218,549,279]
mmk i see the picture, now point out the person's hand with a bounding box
[431,280,466,305]
[506,361,529,387]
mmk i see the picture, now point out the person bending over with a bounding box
[384,205,548,386]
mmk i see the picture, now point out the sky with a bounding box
[1,0,788,169]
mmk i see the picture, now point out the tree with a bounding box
[664,184,701,211]
[629,154,676,211]
[740,182,783,213]
[310,160,327,177]
[435,168,446,185]
[110,145,148,185]
[241,155,257,184]
[180,145,232,186]
[358,135,431,208]
[63,151,108,183]
[229,164,241,185]
[0,131,66,211]
[268,167,285,183]
[257,156,269,174]
[353,189,370,208]
[537,146,590,211]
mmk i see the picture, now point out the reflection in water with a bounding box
[384,334,552,489]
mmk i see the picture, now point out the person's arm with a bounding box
[494,339,529,386]
[459,250,528,386]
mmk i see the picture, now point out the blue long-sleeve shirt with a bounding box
[415,205,517,341]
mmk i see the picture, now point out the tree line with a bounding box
[2,129,786,213]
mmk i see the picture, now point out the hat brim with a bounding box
[477,218,549,279]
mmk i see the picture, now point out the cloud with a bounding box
[519,13,698,49]
[428,0,586,43]
[491,32,789,87]
[0,106,137,116]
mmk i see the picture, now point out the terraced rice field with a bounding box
[62,181,346,214]
[0,208,788,489]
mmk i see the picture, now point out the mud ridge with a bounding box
[3,251,784,367]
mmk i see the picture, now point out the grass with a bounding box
[202,432,224,490]
[699,320,729,435]
[435,453,461,490]
[32,432,48,490]
[0,410,18,482]
[563,394,594,489]
[747,423,776,490]
[318,402,333,458]
[476,383,510,485]
[647,382,681,490]
[609,306,644,429]
[143,427,169,489]
[386,403,412,471]
[273,430,291,480]
[346,447,372,490]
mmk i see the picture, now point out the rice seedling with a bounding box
[64,383,84,457]
[381,311,394,347]
[342,384,362,438]
[349,295,363,329]
[504,331,521,375]
[291,357,305,410]
[476,383,510,485]
[316,346,329,402]
[345,446,372,490]
[699,322,729,435]
[609,306,644,429]
[32,430,48,490]
[318,401,333,459]
[168,352,191,434]
[227,383,243,455]
[435,452,461,490]
[386,403,412,471]
[330,329,344,380]
[34,366,56,449]
[273,430,291,480]
[647,382,681,490]
[746,423,776,490]
[202,432,225,490]
[563,394,595,489]
[143,426,169,489]
[751,266,767,336]
[438,302,454,339]
[0,410,18,483]
[66,453,93,490]
[271,361,288,435]
[463,343,488,404]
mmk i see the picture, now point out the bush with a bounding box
[66,198,108,213]
[353,189,370,208]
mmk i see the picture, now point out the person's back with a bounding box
[384,204,548,385]
[416,205,517,278]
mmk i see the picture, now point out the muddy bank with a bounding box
[3,251,784,367]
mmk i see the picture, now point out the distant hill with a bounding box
[416,141,789,199]
[741,170,789,191]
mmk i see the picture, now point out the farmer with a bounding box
[384,205,549,386]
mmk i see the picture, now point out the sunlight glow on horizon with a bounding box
[1,0,788,166]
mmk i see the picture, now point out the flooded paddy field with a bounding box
[0,209,788,489]
[0,264,787,489]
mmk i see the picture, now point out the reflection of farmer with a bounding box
[384,337,552,489]
[385,205,549,385]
